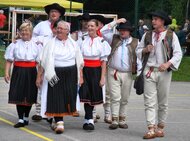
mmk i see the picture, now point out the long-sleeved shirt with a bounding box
[136,30,182,70]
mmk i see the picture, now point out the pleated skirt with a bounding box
[79,66,103,106]
[45,65,77,117]
[8,66,38,105]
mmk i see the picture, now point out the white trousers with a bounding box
[108,68,133,118]
[143,67,172,127]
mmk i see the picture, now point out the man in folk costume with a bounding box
[106,21,142,130]
[136,11,182,139]
[32,3,65,121]
[71,13,90,46]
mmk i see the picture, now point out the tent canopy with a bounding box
[0,0,83,10]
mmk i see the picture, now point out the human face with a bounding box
[20,27,32,41]
[152,16,165,29]
[81,20,88,30]
[118,29,130,39]
[87,21,99,37]
[56,23,69,40]
[49,9,61,22]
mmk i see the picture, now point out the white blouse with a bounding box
[4,39,42,62]
[53,38,77,67]
[33,20,52,37]
[80,36,111,61]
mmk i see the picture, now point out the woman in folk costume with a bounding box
[36,20,84,134]
[4,22,42,128]
[79,19,111,131]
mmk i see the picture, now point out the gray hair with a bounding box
[57,20,70,32]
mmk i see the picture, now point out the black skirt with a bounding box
[45,65,78,117]
[79,67,103,106]
[8,66,38,105]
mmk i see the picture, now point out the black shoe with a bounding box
[32,115,42,121]
[24,120,29,126]
[14,122,25,128]
[88,123,95,130]
[46,118,53,124]
[83,123,89,130]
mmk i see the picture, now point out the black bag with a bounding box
[134,52,150,95]
[134,72,144,95]
[134,31,152,95]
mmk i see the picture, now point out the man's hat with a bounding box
[148,11,171,25]
[44,3,65,16]
[90,15,106,25]
[116,21,134,32]
[77,13,90,21]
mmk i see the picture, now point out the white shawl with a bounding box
[39,36,84,87]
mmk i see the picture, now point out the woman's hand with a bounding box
[79,77,84,87]
[4,73,10,84]
[99,77,105,87]
[36,76,43,88]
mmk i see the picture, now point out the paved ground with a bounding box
[0,77,190,141]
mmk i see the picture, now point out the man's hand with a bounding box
[158,62,172,72]
[143,44,154,53]
[116,18,127,24]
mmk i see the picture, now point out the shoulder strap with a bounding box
[140,31,153,74]
[129,38,138,74]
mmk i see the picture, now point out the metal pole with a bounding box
[69,0,72,22]
[186,0,190,19]
[134,0,139,37]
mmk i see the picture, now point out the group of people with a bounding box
[4,3,182,139]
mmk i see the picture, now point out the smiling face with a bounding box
[49,9,61,22]
[19,23,33,41]
[56,21,69,40]
[87,20,99,37]
[152,16,165,29]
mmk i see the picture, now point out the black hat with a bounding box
[90,15,106,25]
[44,3,65,17]
[78,13,90,21]
[148,11,171,25]
[116,21,134,32]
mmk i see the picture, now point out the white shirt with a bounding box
[4,39,42,61]
[80,36,111,61]
[76,30,88,46]
[53,38,77,67]
[109,37,132,72]
[136,30,182,70]
[33,20,53,37]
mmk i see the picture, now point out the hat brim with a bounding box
[44,3,65,17]
[148,12,171,25]
[77,15,90,21]
[116,26,134,32]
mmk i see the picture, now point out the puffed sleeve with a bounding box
[100,39,111,61]
[4,42,15,61]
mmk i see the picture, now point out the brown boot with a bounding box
[109,117,119,130]
[155,123,165,137]
[54,121,64,134]
[119,116,128,129]
[104,116,112,124]
[143,126,156,139]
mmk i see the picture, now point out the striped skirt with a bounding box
[8,66,38,105]
[79,67,103,106]
[45,65,78,117]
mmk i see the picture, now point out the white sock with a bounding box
[88,119,94,125]
[18,119,24,123]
